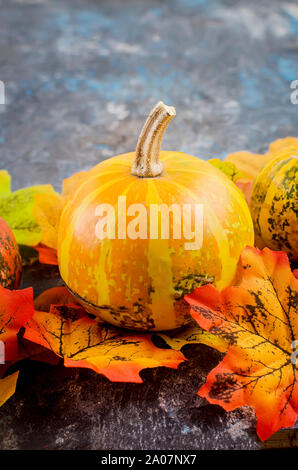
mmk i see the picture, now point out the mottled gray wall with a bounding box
[0,0,298,191]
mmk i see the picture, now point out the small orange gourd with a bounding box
[250,151,298,260]
[57,102,254,331]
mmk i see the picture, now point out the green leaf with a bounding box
[0,170,58,246]
[208,158,243,181]
[0,171,11,196]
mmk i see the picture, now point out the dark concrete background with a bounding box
[0,0,298,450]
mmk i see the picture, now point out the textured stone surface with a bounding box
[0,0,298,450]
[1,0,298,191]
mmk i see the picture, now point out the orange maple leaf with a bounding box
[185,247,298,441]
[33,244,58,266]
[0,371,19,408]
[24,299,185,383]
[0,286,34,361]
[225,151,272,180]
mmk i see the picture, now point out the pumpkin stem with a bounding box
[131,101,176,178]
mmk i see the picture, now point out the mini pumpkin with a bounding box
[57,102,254,331]
[250,151,298,260]
[0,217,22,289]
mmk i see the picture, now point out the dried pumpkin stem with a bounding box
[131,101,176,178]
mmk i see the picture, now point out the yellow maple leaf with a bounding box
[24,303,185,383]
[157,321,227,353]
[0,371,19,408]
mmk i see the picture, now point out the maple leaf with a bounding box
[33,286,78,311]
[268,137,298,155]
[0,285,34,361]
[32,170,88,252]
[225,151,272,180]
[33,244,58,265]
[33,192,63,250]
[17,337,61,366]
[0,371,19,408]
[157,321,227,353]
[225,136,298,181]
[185,247,298,441]
[0,170,58,246]
[0,338,60,380]
[24,302,185,383]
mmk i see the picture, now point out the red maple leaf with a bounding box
[0,285,34,361]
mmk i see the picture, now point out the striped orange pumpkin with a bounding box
[0,217,22,289]
[250,152,298,261]
[57,103,254,331]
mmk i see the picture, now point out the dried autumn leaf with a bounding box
[24,304,185,383]
[33,244,58,266]
[225,136,298,181]
[33,192,63,250]
[0,340,60,377]
[225,151,272,181]
[0,371,19,408]
[0,285,34,360]
[31,170,88,252]
[17,337,61,366]
[0,170,58,246]
[158,321,227,353]
[0,287,61,374]
[185,247,298,441]
[268,137,298,155]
